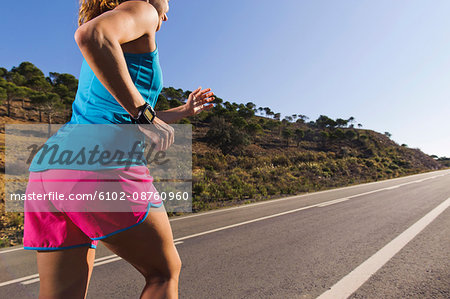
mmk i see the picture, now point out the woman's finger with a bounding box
[198,88,211,98]
[193,96,215,107]
[197,91,213,100]
[201,104,214,111]
[169,126,175,147]
[193,94,214,106]
[192,87,202,98]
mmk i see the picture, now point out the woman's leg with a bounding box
[36,247,96,299]
[100,208,182,299]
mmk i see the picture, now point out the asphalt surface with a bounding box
[1,169,449,298]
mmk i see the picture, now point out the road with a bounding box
[1,169,449,298]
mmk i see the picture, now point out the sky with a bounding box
[1,0,449,157]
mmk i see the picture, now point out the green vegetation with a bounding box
[0,61,447,247]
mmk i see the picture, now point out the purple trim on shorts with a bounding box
[90,201,163,241]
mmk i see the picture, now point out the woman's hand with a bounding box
[137,116,174,151]
[183,87,215,117]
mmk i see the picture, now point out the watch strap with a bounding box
[132,103,156,124]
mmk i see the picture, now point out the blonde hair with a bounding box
[78,0,125,26]
[77,0,165,26]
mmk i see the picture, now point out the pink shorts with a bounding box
[23,166,163,250]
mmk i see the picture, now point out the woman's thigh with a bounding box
[37,247,96,299]
[100,207,182,281]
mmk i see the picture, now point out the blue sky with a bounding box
[2,0,449,157]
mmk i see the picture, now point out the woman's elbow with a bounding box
[74,25,108,51]
[74,26,90,48]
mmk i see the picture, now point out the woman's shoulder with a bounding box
[76,1,159,49]
[115,0,159,17]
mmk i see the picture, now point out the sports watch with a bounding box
[131,102,156,124]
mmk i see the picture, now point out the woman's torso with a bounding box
[29,35,163,172]
[70,35,163,124]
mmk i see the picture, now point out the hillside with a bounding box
[0,62,447,247]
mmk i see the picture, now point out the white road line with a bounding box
[317,198,351,207]
[19,255,123,285]
[384,186,399,190]
[21,278,40,285]
[0,247,24,254]
[94,257,122,267]
[0,274,39,287]
[94,254,117,262]
[317,197,450,299]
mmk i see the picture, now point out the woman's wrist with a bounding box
[128,97,147,119]
[180,104,191,118]
[155,104,191,124]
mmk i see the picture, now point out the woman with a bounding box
[24,0,215,298]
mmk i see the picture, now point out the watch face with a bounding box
[144,108,155,122]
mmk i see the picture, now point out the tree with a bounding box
[48,72,78,91]
[205,116,250,154]
[294,128,305,147]
[347,116,355,128]
[284,116,293,123]
[281,127,293,147]
[357,123,363,128]
[298,114,309,121]
[162,87,184,102]
[155,94,170,111]
[213,96,223,106]
[224,101,238,113]
[316,115,336,129]
[384,132,392,138]
[4,82,28,117]
[331,128,345,139]
[237,104,254,118]
[245,102,256,111]
[11,62,45,82]
[0,86,6,105]
[183,90,192,100]
[0,67,8,79]
[296,114,309,124]
[257,107,264,116]
[274,113,281,121]
[245,122,263,137]
[263,107,272,117]
[30,92,63,123]
[232,116,247,128]
[335,118,348,128]
[48,72,78,106]
[319,130,330,148]
[7,72,26,86]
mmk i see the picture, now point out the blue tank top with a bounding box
[28,48,163,172]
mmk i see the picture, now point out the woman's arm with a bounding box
[156,87,216,124]
[74,1,159,118]
[155,105,189,124]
